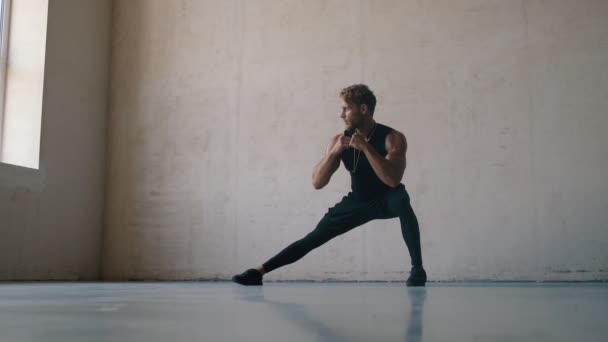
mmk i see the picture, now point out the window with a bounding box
[0,0,11,149]
[0,0,46,169]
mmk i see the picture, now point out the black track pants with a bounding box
[262,184,423,274]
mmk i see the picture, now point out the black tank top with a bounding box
[340,123,397,200]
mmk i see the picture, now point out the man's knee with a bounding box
[305,226,336,246]
[386,189,411,214]
[301,217,344,248]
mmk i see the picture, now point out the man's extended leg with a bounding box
[384,184,426,286]
[262,216,362,273]
[232,194,382,285]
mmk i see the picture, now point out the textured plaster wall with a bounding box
[103,0,608,281]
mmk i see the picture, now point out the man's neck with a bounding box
[356,119,377,138]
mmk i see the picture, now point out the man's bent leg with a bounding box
[384,185,423,268]
[262,194,381,274]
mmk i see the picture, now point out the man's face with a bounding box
[339,98,367,130]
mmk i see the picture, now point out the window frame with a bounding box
[0,0,12,150]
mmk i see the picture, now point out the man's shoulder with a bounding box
[377,123,404,139]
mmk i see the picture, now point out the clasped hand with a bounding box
[349,129,368,151]
[330,129,369,156]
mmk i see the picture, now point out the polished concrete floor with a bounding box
[0,282,606,341]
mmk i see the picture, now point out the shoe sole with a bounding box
[232,276,262,286]
[406,280,426,287]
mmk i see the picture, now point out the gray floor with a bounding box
[0,282,606,342]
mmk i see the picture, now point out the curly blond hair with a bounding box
[339,84,377,115]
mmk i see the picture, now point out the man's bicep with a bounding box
[385,131,407,170]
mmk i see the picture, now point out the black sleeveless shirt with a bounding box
[340,123,397,200]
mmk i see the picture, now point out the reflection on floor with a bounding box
[0,282,606,341]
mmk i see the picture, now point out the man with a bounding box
[232,84,427,286]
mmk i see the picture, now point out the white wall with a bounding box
[102,0,608,281]
[0,0,112,280]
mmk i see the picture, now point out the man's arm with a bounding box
[361,130,407,187]
[312,134,345,189]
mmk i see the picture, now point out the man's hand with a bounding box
[349,129,369,151]
[329,134,351,156]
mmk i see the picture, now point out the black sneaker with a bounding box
[406,266,427,286]
[232,269,263,286]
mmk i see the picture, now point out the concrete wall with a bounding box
[0,0,112,280]
[103,0,608,281]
